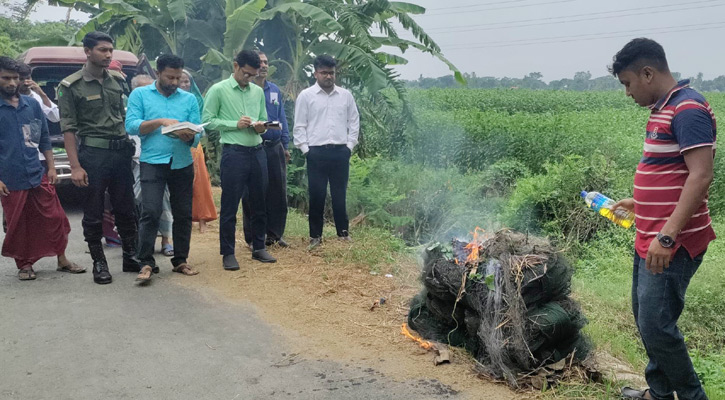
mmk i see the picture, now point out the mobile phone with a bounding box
[264,121,282,130]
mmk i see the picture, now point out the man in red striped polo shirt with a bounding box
[610,38,715,400]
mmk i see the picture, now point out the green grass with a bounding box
[283,208,408,273]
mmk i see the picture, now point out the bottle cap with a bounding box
[580,191,587,198]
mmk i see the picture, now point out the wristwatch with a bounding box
[656,233,675,248]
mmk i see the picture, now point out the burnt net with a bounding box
[408,230,591,387]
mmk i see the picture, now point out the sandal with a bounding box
[172,263,199,276]
[18,268,36,281]
[57,262,86,274]
[621,387,651,399]
[161,244,174,257]
[136,265,153,282]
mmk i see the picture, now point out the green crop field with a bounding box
[351,88,725,398]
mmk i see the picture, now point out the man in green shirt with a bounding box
[58,31,140,285]
[203,49,276,270]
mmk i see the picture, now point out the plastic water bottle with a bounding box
[580,191,635,229]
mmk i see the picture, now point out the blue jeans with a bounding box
[632,247,708,400]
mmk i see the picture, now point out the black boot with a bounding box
[89,242,112,285]
[121,238,141,273]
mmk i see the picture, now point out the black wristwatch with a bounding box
[656,233,675,248]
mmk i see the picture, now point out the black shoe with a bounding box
[223,254,240,271]
[121,238,141,272]
[308,237,322,250]
[252,249,277,263]
[620,387,650,399]
[152,266,160,274]
[266,238,290,248]
[122,257,141,273]
[92,260,112,285]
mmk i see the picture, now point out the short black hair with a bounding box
[313,55,336,71]
[609,38,669,76]
[156,54,184,73]
[83,31,114,49]
[17,62,31,78]
[0,56,18,73]
[235,50,260,69]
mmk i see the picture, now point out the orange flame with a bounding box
[464,227,485,264]
[401,323,434,350]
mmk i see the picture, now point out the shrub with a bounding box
[503,154,632,243]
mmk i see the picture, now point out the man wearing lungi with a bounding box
[0,56,85,280]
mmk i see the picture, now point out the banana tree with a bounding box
[251,0,463,156]
[55,0,225,73]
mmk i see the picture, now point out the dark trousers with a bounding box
[78,145,137,245]
[137,162,194,268]
[219,144,268,255]
[306,145,350,238]
[632,248,708,400]
[242,141,288,243]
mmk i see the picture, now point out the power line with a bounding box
[442,21,725,49]
[419,0,576,17]
[441,23,725,50]
[426,0,722,32]
[427,0,535,12]
[423,1,725,34]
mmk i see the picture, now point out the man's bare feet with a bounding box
[56,254,86,273]
[136,265,153,282]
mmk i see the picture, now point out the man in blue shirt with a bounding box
[242,51,291,248]
[125,54,201,282]
[0,56,85,280]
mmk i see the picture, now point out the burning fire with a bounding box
[454,227,486,265]
[401,323,434,350]
[465,227,485,264]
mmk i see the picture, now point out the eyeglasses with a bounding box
[316,71,335,77]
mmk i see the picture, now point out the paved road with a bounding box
[0,195,459,400]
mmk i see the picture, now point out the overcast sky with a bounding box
[28,0,725,82]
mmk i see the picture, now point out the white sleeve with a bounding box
[293,91,310,154]
[42,101,60,123]
[346,92,359,150]
[31,91,60,123]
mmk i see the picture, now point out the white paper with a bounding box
[161,121,209,135]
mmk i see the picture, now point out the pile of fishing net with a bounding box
[408,229,592,387]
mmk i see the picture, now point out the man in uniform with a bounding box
[58,31,139,285]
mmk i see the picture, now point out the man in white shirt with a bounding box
[293,55,360,249]
[18,64,59,163]
[18,63,59,123]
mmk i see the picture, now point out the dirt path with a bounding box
[180,220,518,399]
